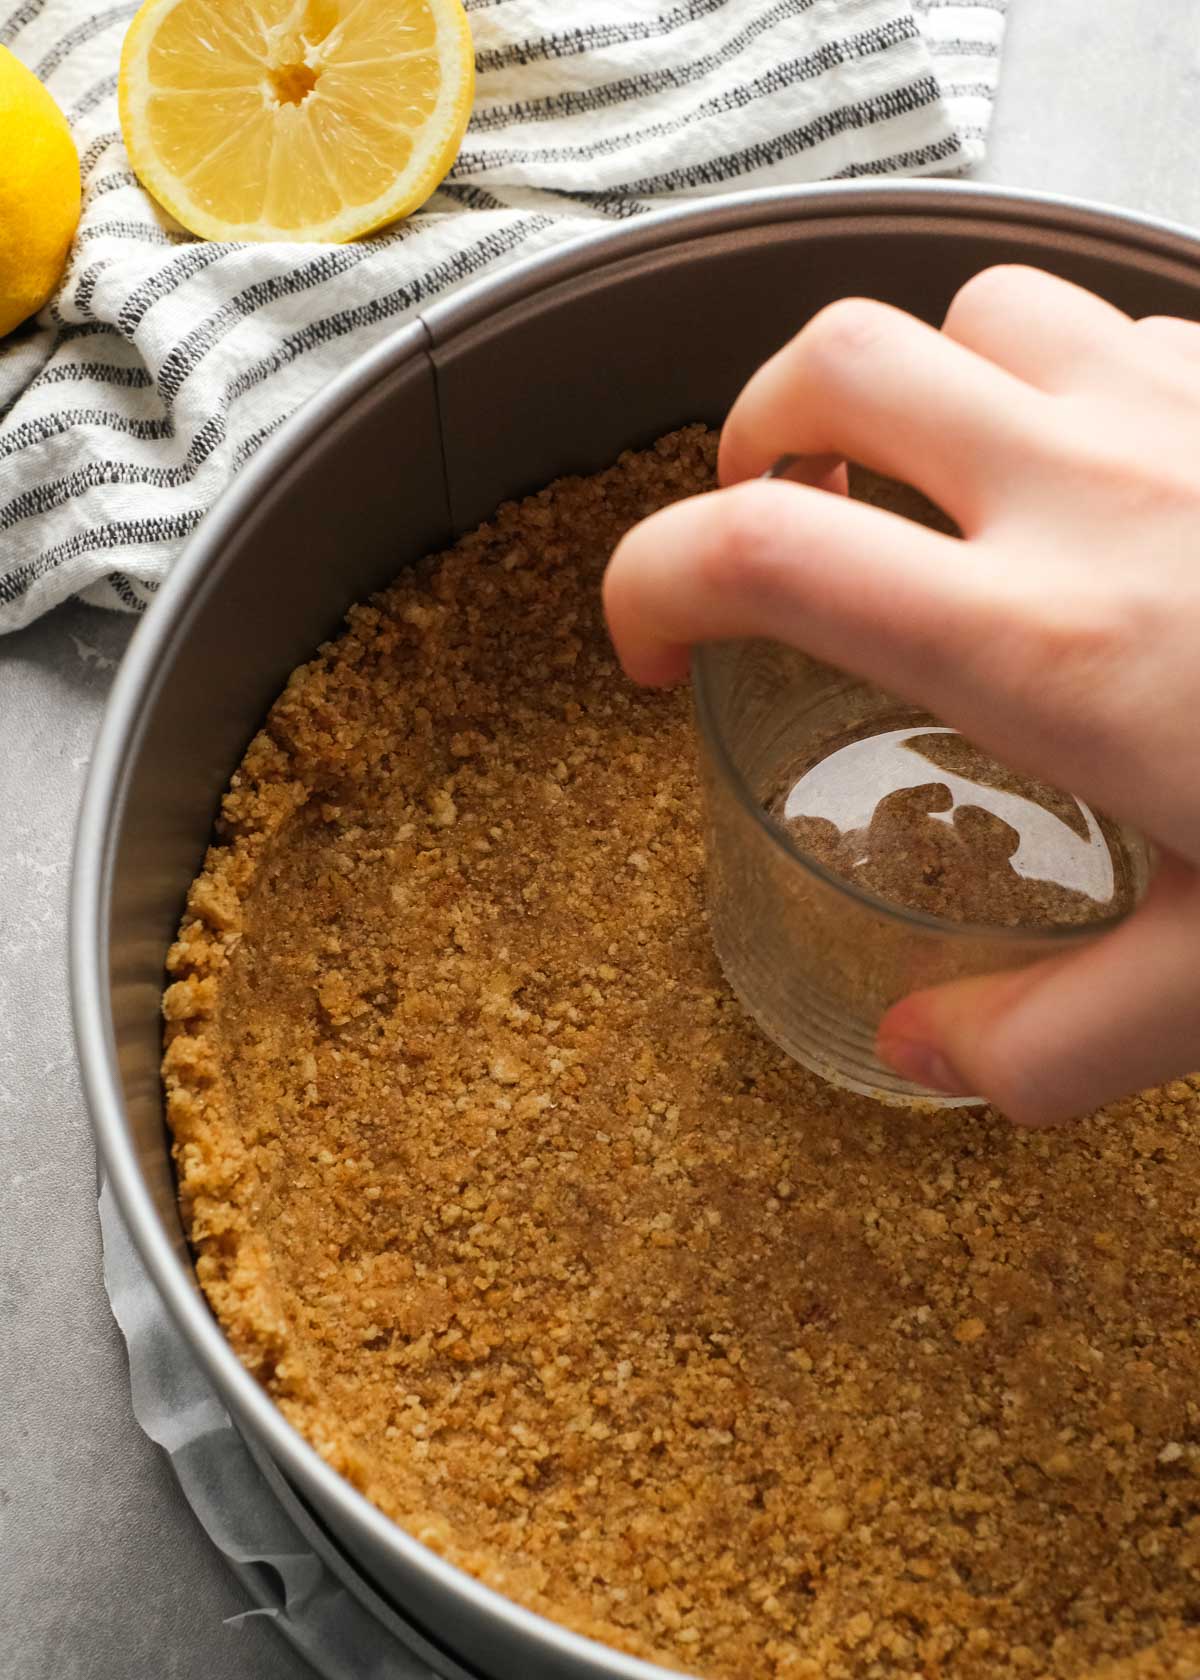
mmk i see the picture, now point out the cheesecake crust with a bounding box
[164,427,1200,1679]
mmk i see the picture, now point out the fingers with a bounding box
[942,268,1200,417]
[716,297,1044,530]
[604,451,1179,837]
[942,264,1133,391]
[603,476,972,688]
[877,857,1200,1126]
[1135,314,1200,360]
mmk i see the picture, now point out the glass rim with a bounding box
[690,640,1134,945]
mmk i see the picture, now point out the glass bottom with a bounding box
[711,922,986,1111]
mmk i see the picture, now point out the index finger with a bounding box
[604,475,975,690]
[602,476,1125,821]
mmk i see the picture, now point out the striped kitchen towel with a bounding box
[0,0,1007,633]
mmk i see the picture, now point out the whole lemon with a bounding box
[0,45,80,338]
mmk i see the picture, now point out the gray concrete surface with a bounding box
[975,2,1200,226]
[5,8,1200,1678]
[1,607,301,1680]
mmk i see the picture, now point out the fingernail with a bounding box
[878,1038,975,1098]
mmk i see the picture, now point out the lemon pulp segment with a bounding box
[119,0,473,241]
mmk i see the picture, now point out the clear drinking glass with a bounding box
[692,638,1152,1107]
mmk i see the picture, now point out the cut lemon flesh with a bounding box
[119,0,473,242]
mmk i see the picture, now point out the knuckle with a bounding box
[800,296,897,368]
[1134,313,1200,358]
[1135,312,1198,335]
[945,264,1048,335]
[1049,403,1197,505]
[1023,596,1128,680]
[981,588,1134,751]
[705,482,790,599]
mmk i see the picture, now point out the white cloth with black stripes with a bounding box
[0,0,1007,632]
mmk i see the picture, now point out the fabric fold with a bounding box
[0,0,1008,633]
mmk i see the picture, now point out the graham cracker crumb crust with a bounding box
[164,427,1200,1680]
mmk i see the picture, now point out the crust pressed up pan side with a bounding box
[162,426,1200,1680]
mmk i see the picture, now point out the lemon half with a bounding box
[119,0,474,243]
[0,45,80,337]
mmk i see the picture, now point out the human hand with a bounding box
[603,266,1200,1126]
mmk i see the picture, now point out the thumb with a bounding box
[876,856,1200,1126]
